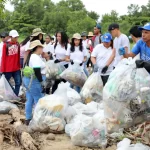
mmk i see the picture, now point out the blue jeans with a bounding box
[20,58,24,68]
[70,83,81,93]
[84,58,89,77]
[23,76,46,120]
[4,70,21,96]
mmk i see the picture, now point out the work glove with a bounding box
[41,81,46,93]
[54,59,60,63]
[70,60,74,65]
[93,64,98,72]
[119,47,126,55]
[101,66,108,74]
[79,62,83,66]
[136,60,150,72]
[135,60,144,68]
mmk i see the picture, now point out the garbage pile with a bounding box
[103,58,150,133]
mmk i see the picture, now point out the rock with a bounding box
[46,133,55,141]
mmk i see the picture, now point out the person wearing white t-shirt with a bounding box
[108,23,130,67]
[91,33,115,86]
[66,33,87,93]
[43,35,54,61]
[23,40,46,125]
[52,31,69,93]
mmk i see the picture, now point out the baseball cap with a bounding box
[95,24,101,30]
[81,31,87,37]
[0,32,9,38]
[108,23,119,31]
[9,30,19,38]
[102,33,112,43]
[139,23,150,31]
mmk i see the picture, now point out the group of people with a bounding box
[0,22,150,124]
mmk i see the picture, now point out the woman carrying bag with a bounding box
[65,33,87,93]
[91,33,115,86]
[52,31,70,93]
[23,40,46,125]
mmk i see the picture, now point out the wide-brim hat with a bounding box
[88,32,94,37]
[72,33,81,39]
[28,40,44,50]
[31,28,45,37]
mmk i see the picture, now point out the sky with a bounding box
[5,0,149,16]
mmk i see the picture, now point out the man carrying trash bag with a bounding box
[119,23,150,72]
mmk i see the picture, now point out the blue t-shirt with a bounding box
[132,39,150,61]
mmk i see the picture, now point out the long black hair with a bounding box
[30,34,45,44]
[54,31,68,50]
[24,47,37,66]
[20,36,30,46]
[70,38,83,52]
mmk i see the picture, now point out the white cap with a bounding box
[9,30,19,38]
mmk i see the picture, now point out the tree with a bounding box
[127,4,140,16]
[87,11,99,21]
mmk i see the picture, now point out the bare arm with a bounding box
[123,52,136,58]
[91,56,96,65]
[65,55,70,62]
[83,56,87,63]
[106,48,115,66]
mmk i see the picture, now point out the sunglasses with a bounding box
[0,36,5,38]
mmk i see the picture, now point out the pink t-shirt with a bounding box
[20,44,25,58]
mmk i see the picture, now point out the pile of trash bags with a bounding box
[45,60,65,80]
[65,109,107,148]
[60,63,87,87]
[80,72,103,104]
[103,58,150,133]
[29,82,81,132]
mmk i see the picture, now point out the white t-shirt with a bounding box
[54,43,70,66]
[91,44,114,76]
[113,34,130,66]
[82,39,90,58]
[29,54,46,74]
[43,43,54,54]
[66,46,87,67]
[25,41,30,51]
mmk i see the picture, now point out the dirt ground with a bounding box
[2,132,117,150]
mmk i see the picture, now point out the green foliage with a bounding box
[1,0,150,37]
[101,1,150,34]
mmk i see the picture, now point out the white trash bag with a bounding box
[60,63,87,87]
[54,82,81,106]
[103,58,150,133]
[117,138,150,150]
[29,94,68,132]
[45,60,65,80]
[80,72,103,104]
[0,75,19,101]
[65,110,107,148]
[0,101,18,114]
